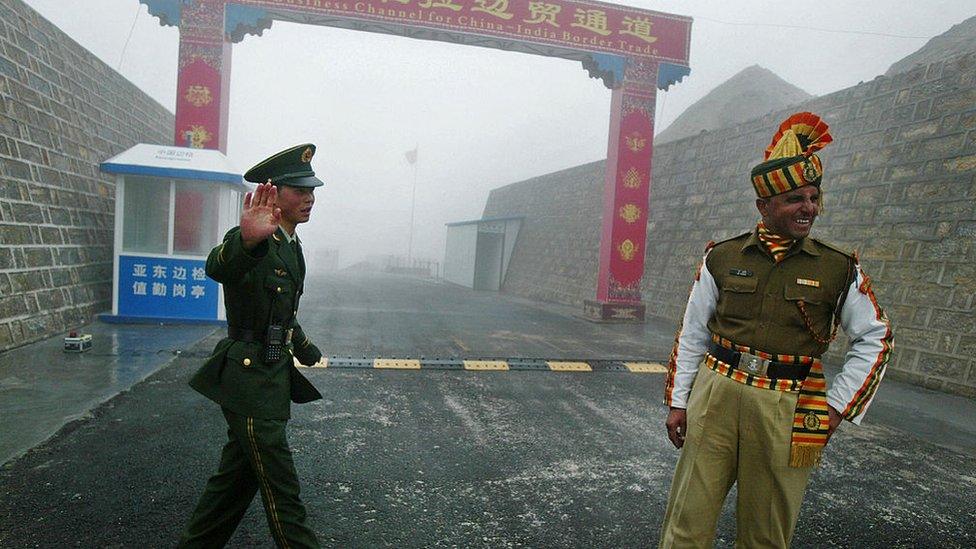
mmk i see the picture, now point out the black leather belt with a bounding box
[228,325,261,343]
[227,326,293,345]
[707,342,811,380]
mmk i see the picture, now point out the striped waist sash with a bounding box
[706,333,830,468]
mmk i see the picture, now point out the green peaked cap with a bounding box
[243,143,324,188]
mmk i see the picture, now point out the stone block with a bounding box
[908,133,966,161]
[890,223,935,240]
[917,352,969,379]
[0,223,33,245]
[942,262,976,290]
[10,202,43,223]
[916,240,964,261]
[929,200,975,221]
[896,326,941,350]
[23,246,52,267]
[883,261,944,285]
[1,156,31,180]
[929,309,976,334]
[35,288,64,310]
[930,89,976,118]
[951,286,974,310]
[955,222,976,238]
[0,295,27,316]
[942,154,976,173]
[959,335,976,356]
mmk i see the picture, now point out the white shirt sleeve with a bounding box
[664,254,719,408]
[826,265,894,425]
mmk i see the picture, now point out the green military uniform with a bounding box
[179,144,325,548]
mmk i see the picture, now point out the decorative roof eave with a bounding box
[582,54,627,89]
[140,0,182,27]
[226,4,274,43]
[582,55,690,90]
[658,62,691,91]
[140,1,274,42]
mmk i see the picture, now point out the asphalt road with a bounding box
[1,273,974,547]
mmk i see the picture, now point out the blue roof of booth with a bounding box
[100,144,246,188]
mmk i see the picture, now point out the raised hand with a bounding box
[240,181,281,249]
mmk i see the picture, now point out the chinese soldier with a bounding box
[179,144,326,548]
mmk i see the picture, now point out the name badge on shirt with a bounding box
[796,278,821,288]
[729,269,753,277]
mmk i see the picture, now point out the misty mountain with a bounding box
[655,65,812,144]
[886,14,976,76]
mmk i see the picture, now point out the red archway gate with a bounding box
[142,0,692,321]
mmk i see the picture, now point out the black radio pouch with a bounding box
[265,324,285,362]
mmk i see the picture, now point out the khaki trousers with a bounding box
[178,408,319,548]
[659,364,815,549]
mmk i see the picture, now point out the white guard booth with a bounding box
[98,144,247,323]
[443,216,521,291]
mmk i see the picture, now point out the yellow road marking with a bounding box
[463,360,509,371]
[374,359,422,369]
[624,362,667,373]
[547,361,592,372]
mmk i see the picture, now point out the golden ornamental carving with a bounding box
[619,203,641,224]
[623,167,643,189]
[185,85,213,107]
[625,132,647,152]
[617,239,638,261]
[185,125,213,149]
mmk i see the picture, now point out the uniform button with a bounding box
[276,286,282,293]
[243,358,251,366]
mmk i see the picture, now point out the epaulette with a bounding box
[811,237,855,260]
[708,231,752,252]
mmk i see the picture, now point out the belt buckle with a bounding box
[284,328,293,345]
[740,352,769,377]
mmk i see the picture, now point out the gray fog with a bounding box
[21,0,976,269]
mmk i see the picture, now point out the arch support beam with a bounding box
[585,58,658,322]
[174,0,232,152]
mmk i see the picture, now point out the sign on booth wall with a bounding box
[118,255,218,319]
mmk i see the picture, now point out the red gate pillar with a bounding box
[174,0,231,152]
[585,58,658,322]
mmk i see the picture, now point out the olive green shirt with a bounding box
[705,230,854,357]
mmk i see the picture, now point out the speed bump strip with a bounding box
[375,359,421,369]
[547,361,593,372]
[297,357,666,373]
[624,362,667,373]
[463,360,509,371]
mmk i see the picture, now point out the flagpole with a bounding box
[407,154,418,263]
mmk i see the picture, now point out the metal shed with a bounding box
[443,216,522,291]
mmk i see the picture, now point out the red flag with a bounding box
[405,147,418,165]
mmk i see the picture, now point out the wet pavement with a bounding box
[0,272,974,547]
[0,322,217,464]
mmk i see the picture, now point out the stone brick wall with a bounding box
[484,52,976,397]
[483,161,605,305]
[0,0,173,352]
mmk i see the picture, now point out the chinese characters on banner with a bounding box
[119,255,219,320]
[239,0,690,62]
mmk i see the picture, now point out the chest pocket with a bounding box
[784,284,832,332]
[264,275,296,322]
[718,276,758,320]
